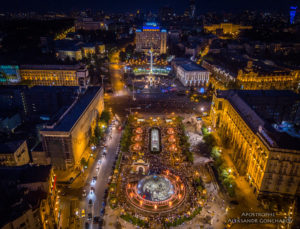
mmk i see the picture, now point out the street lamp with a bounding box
[200,107,204,112]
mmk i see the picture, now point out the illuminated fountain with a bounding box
[137,175,174,201]
[126,171,186,213]
[150,128,161,153]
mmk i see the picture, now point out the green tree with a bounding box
[119,51,127,62]
[100,110,111,125]
[80,158,88,167]
[94,125,102,141]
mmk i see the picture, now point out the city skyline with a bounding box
[3,0,296,13]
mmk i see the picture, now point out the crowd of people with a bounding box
[108,116,207,227]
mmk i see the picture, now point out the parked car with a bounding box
[88,213,92,221]
[82,190,86,197]
[93,216,100,223]
[90,187,95,195]
[81,209,86,218]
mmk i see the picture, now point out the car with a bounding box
[93,176,97,181]
[88,213,92,221]
[102,201,106,207]
[97,159,102,165]
[81,209,86,217]
[82,190,87,197]
[96,166,100,172]
[85,222,89,229]
[90,187,95,195]
[230,200,239,205]
[93,216,100,223]
[100,207,105,216]
[88,199,93,205]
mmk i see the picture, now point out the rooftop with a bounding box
[0,140,25,154]
[20,64,84,71]
[216,90,300,151]
[180,62,207,72]
[0,164,52,184]
[42,86,102,132]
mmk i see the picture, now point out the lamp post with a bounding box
[132,77,136,101]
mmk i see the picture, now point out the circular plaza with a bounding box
[126,171,186,213]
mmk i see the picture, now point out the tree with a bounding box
[94,125,102,141]
[226,80,240,89]
[119,51,127,62]
[125,44,135,55]
[80,158,88,167]
[100,110,111,125]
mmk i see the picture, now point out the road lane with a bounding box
[78,126,122,229]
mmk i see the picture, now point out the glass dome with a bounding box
[137,175,174,201]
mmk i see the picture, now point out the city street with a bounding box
[57,124,122,229]
[105,93,210,118]
[79,126,122,229]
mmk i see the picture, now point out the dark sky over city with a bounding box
[3,0,296,13]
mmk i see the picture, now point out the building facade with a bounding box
[204,23,252,36]
[75,18,107,31]
[56,48,82,61]
[0,140,30,166]
[0,165,58,229]
[237,61,300,91]
[40,87,104,170]
[20,65,89,87]
[210,90,300,198]
[173,59,209,87]
[0,65,21,84]
[135,23,167,54]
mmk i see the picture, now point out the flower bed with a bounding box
[120,213,149,228]
[164,207,202,227]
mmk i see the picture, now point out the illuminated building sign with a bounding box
[142,27,160,31]
[145,22,157,26]
[0,65,21,83]
[290,6,297,24]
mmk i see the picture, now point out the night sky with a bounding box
[2,0,296,13]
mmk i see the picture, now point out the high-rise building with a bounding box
[40,87,104,170]
[189,0,196,18]
[135,22,167,54]
[290,6,298,24]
